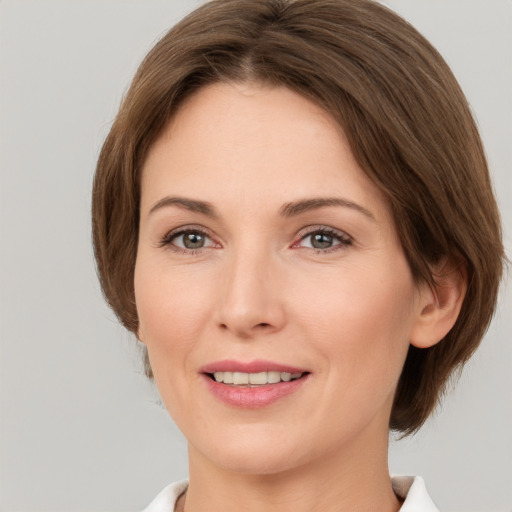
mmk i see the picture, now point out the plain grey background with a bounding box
[0,1,510,511]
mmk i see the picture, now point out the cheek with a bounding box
[297,261,415,336]
[134,260,214,358]
[293,258,417,382]
[134,260,218,421]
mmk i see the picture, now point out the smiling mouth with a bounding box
[207,371,307,386]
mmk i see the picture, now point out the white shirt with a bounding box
[142,476,439,511]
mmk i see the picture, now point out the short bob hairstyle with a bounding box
[92,0,504,435]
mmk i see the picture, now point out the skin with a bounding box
[135,82,463,512]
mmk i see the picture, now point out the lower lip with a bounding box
[202,374,309,408]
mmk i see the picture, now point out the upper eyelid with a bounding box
[164,224,214,237]
[295,225,352,240]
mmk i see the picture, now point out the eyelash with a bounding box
[294,226,352,254]
[158,226,216,254]
[159,226,352,255]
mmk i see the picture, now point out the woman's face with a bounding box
[135,82,426,475]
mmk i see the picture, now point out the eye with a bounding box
[161,228,217,252]
[296,227,352,252]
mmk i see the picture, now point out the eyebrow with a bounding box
[279,197,375,220]
[148,195,375,221]
[148,196,218,217]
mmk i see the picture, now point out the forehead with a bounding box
[140,82,390,223]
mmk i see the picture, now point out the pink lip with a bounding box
[201,359,307,374]
[200,360,311,409]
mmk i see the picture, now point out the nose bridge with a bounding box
[217,237,285,337]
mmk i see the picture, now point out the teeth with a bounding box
[249,372,267,385]
[220,371,233,384]
[233,372,249,385]
[267,371,281,384]
[212,371,304,385]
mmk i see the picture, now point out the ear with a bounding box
[410,257,467,349]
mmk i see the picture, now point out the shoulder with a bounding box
[141,480,188,512]
[392,476,439,511]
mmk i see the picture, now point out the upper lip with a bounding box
[200,359,309,374]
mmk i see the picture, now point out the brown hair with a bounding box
[92,0,504,435]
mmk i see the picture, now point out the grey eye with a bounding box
[181,231,207,249]
[298,228,351,251]
[310,232,334,249]
[170,230,215,250]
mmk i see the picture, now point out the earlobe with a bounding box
[410,258,467,349]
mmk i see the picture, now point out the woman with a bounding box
[92,0,504,510]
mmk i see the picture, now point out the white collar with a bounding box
[392,475,439,511]
[143,476,439,511]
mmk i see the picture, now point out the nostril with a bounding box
[217,319,280,337]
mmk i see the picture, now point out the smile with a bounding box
[201,361,311,408]
[211,371,304,386]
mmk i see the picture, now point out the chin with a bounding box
[190,425,309,476]
[212,450,304,477]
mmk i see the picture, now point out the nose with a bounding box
[215,245,286,339]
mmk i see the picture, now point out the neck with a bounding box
[183,425,401,512]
